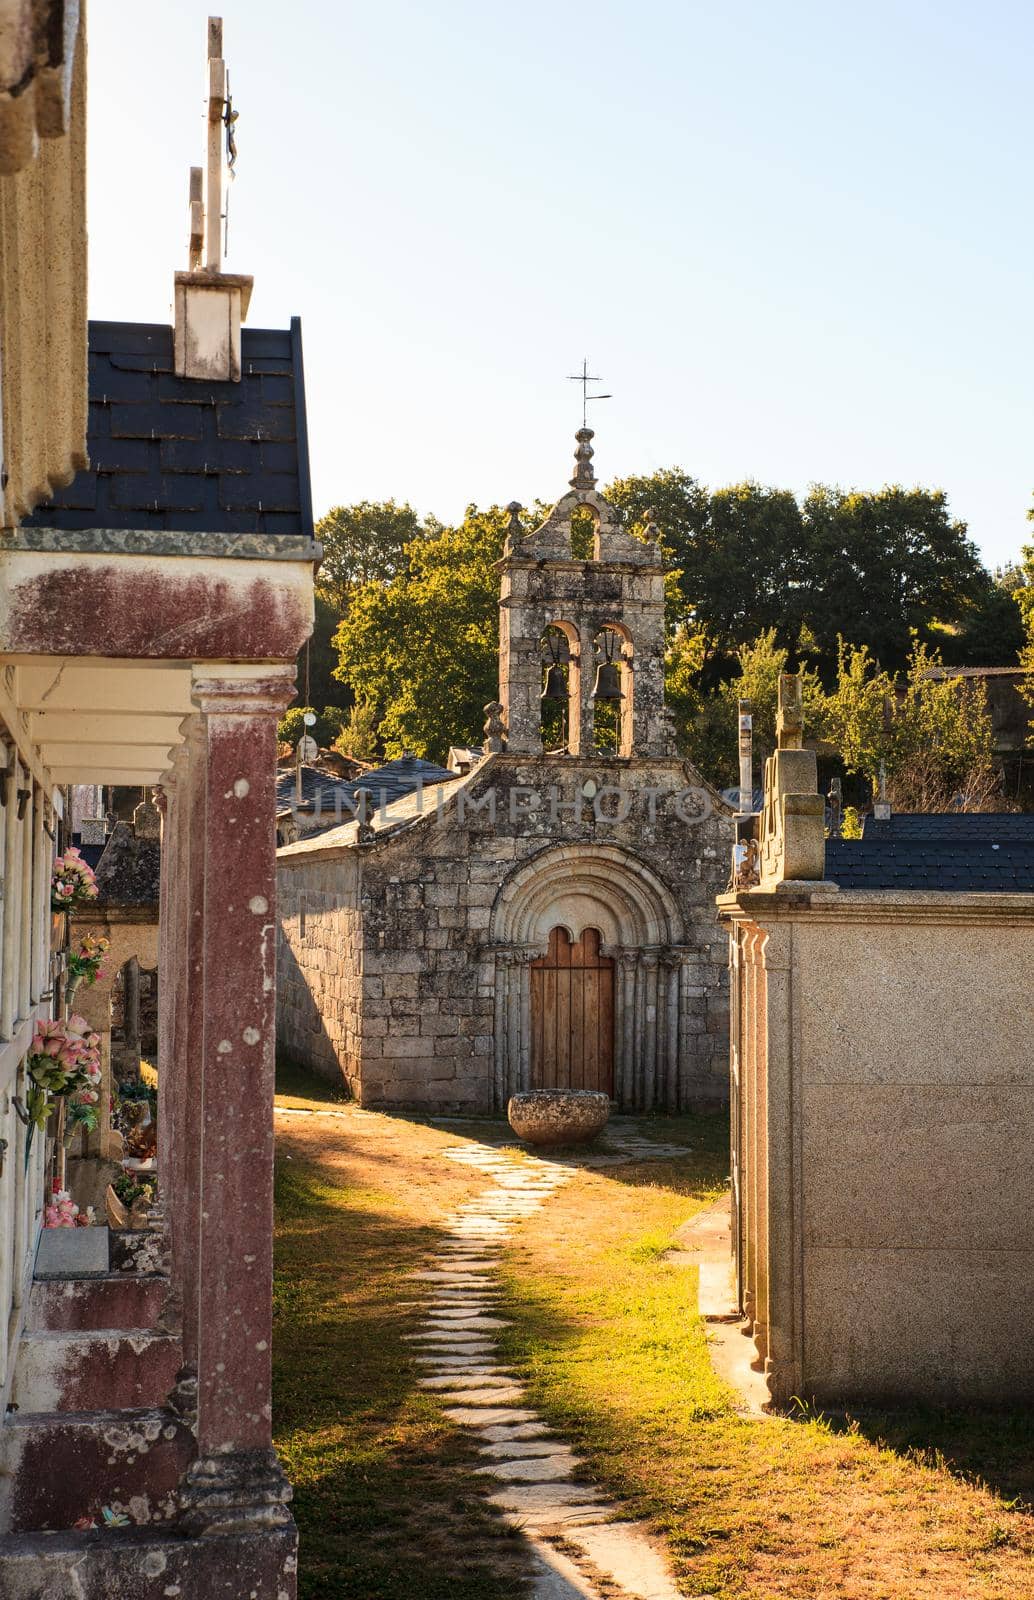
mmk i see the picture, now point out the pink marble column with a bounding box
[178,669,295,1537]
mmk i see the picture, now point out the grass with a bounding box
[271,1068,535,1599]
[495,1113,1034,1599]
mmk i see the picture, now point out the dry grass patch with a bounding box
[496,1114,1034,1600]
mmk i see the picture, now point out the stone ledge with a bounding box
[3,526,321,562]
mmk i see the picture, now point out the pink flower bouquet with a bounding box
[26,1016,103,1134]
[51,847,99,912]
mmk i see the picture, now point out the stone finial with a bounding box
[569,427,597,491]
[483,701,507,754]
[503,502,522,558]
[776,673,804,750]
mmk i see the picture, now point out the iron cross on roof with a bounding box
[566,359,612,428]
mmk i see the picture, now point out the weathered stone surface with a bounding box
[508,1090,610,1147]
[276,436,734,1117]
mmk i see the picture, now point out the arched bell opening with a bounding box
[539,622,581,755]
[570,503,599,561]
[591,625,633,756]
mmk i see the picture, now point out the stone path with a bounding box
[407,1136,690,1600]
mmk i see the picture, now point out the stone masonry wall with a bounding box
[277,854,363,1090]
[278,753,733,1113]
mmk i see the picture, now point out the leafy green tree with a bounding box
[333,506,507,761]
[606,472,804,658]
[936,572,1025,667]
[800,486,985,673]
[277,705,348,750]
[666,628,820,791]
[315,500,426,611]
[332,699,379,762]
[816,638,997,810]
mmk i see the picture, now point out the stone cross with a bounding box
[776,673,803,750]
[204,17,226,272]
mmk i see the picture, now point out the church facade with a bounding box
[277,432,734,1112]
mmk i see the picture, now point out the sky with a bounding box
[86,0,1034,569]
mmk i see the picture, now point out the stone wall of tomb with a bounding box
[277,854,364,1092]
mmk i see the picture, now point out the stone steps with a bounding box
[0,1524,298,1599]
[0,1406,194,1533]
[11,1327,182,1413]
[27,1272,169,1333]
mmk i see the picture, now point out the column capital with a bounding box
[191,666,296,717]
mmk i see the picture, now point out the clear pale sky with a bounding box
[87,0,1033,568]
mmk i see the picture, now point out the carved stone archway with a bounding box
[486,844,701,1111]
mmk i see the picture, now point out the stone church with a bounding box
[277,431,734,1112]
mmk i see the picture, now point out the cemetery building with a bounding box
[0,17,315,1597]
[277,431,735,1112]
[719,677,1034,1406]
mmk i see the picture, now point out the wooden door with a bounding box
[530,926,615,1096]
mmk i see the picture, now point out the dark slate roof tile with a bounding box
[214,403,295,442]
[219,477,299,514]
[95,439,155,474]
[109,403,204,441]
[91,321,174,355]
[27,319,314,539]
[260,375,294,404]
[260,441,298,473]
[826,829,1034,892]
[109,475,206,512]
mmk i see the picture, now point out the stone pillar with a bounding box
[177,669,296,1541]
[617,951,636,1108]
[491,950,509,1111]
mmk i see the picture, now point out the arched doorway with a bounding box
[530,926,614,1095]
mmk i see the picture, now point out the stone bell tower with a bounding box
[497,429,670,759]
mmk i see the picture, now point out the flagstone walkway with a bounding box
[405,1132,696,1600]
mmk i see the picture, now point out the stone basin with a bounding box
[507,1089,611,1146]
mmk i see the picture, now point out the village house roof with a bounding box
[276,755,458,830]
[23,319,314,541]
[826,812,1034,893]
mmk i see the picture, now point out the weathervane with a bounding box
[566,359,612,428]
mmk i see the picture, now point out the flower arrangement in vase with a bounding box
[51,847,99,912]
[65,932,109,1005]
[25,1015,102,1140]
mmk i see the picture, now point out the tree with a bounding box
[277,705,348,750]
[800,486,985,673]
[665,627,820,792]
[333,699,379,762]
[816,638,998,811]
[605,472,805,659]
[315,500,426,611]
[333,505,507,761]
[936,571,1025,667]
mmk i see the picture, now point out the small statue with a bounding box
[483,701,507,754]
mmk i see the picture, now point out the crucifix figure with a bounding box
[187,18,230,272]
[566,359,612,428]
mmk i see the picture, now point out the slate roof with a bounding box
[825,813,1034,892]
[25,319,313,539]
[276,755,457,828]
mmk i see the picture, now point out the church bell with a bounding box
[592,660,623,701]
[540,663,568,702]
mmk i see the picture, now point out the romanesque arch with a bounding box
[487,844,700,1112]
